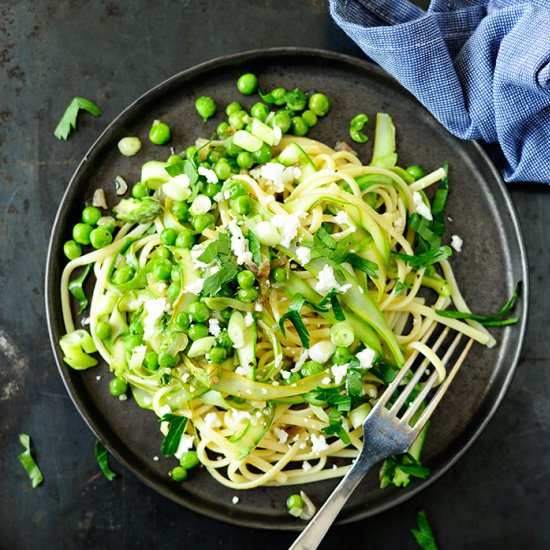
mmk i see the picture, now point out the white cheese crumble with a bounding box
[302,461,312,472]
[81,316,90,326]
[321,376,331,385]
[273,427,289,444]
[259,162,300,193]
[254,302,264,312]
[235,365,252,377]
[244,312,254,327]
[333,211,353,227]
[451,234,463,252]
[189,194,212,215]
[143,297,168,340]
[213,191,223,202]
[292,349,309,372]
[162,174,191,201]
[331,363,349,385]
[281,370,291,380]
[204,412,221,428]
[273,126,283,145]
[184,278,205,295]
[198,166,219,183]
[228,220,253,265]
[208,318,221,337]
[314,265,339,294]
[232,496,240,505]
[308,341,335,364]
[153,456,159,462]
[96,375,102,381]
[174,434,195,459]
[271,213,302,248]
[295,246,311,266]
[310,434,329,455]
[128,344,147,369]
[231,410,251,423]
[356,347,376,369]
[413,191,433,221]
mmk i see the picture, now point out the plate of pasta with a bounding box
[45,48,527,528]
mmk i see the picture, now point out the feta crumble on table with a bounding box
[412,191,433,221]
[451,234,463,252]
[232,496,240,505]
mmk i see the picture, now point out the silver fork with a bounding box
[289,327,474,550]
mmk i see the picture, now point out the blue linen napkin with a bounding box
[329,0,550,183]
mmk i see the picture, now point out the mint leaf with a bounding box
[54,96,102,140]
[411,510,439,550]
[160,414,188,457]
[393,246,452,268]
[94,441,117,481]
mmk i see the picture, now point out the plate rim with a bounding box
[44,46,529,530]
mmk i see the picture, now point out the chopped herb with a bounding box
[436,283,520,327]
[54,96,102,140]
[165,158,199,186]
[394,280,408,294]
[18,434,43,488]
[322,410,351,444]
[94,441,117,481]
[345,368,363,397]
[69,264,92,314]
[201,260,238,297]
[247,230,262,266]
[393,246,452,268]
[380,453,430,488]
[329,291,345,321]
[371,362,398,385]
[160,414,188,457]
[345,252,379,279]
[279,310,310,349]
[197,232,232,264]
[411,510,439,550]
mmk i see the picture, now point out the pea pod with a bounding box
[349,113,368,144]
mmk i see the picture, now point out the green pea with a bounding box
[214,159,232,180]
[167,283,180,303]
[170,466,188,482]
[236,151,254,170]
[160,227,178,246]
[97,216,116,233]
[252,143,272,164]
[149,120,171,145]
[195,96,217,122]
[308,93,331,117]
[111,265,134,285]
[179,450,200,470]
[286,493,304,512]
[271,87,287,104]
[222,180,247,200]
[224,139,243,158]
[406,165,426,180]
[228,110,248,130]
[216,121,231,139]
[94,321,112,340]
[132,182,149,199]
[225,102,242,116]
[333,346,354,365]
[109,377,128,397]
[174,312,190,331]
[209,346,227,363]
[118,136,142,157]
[175,228,196,249]
[188,323,209,341]
[171,266,181,282]
[237,270,255,289]
[124,334,142,351]
[285,88,307,111]
[238,287,258,302]
[217,330,233,349]
[207,146,226,164]
[187,301,210,323]
[271,110,292,133]
[271,266,287,283]
[171,200,189,222]
[63,240,82,260]
[154,246,172,260]
[144,351,159,371]
[72,223,93,245]
[158,350,178,369]
[285,372,301,385]
[82,206,102,225]
[250,102,269,122]
[291,116,309,137]
[205,182,222,199]
[237,73,259,95]
[300,360,324,377]
[230,194,252,215]
[191,213,215,232]
[302,110,318,128]
[185,145,197,160]
[152,259,172,281]
[90,227,113,249]
[167,154,181,164]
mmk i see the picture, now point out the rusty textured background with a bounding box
[0,1,548,548]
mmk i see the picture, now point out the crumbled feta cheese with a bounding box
[331,363,349,385]
[244,312,254,327]
[281,370,291,380]
[232,496,240,505]
[231,410,251,423]
[208,318,221,337]
[204,412,221,428]
[333,211,353,227]
[198,166,219,184]
[190,194,212,215]
[153,456,159,462]
[273,427,289,444]
[96,375,102,381]
[255,220,281,246]
[159,405,171,417]
[174,434,195,459]
[254,302,264,312]
[271,213,302,248]
[310,434,329,455]
[393,217,404,231]
[235,365,252,377]
[184,278,205,295]
[413,192,433,221]
[315,265,347,294]
[356,347,376,369]
[181,372,190,382]
[81,316,90,326]
[228,220,253,265]
[213,192,223,202]
[309,341,335,364]
[292,349,309,372]
[321,376,331,385]
[162,174,191,201]
[451,234,463,252]
[302,461,312,472]
[299,442,307,450]
[143,297,168,339]
[128,344,148,369]
[295,246,311,266]
[118,394,128,401]
[259,162,299,193]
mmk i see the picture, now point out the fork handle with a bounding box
[288,454,381,550]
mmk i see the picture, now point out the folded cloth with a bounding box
[329,0,550,183]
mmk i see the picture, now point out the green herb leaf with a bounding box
[201,261,238,297]
[165,158,199,186]
[54,96,102,140]
[329,292,345,321]
[198,232,232,264]
[436,283,520,326]
[94,441,117,481]
[69,264,92,314]
[247,230,262,266]
[160,414,188,457]
[345,368,363,397]
[279,310,310,349]
[322,412,351,445]
[411,510,439,550]
[345,252,379,279]
[393,246,452,268]
[18,434,43,488]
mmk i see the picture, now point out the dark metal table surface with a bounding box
[1,1,548,548]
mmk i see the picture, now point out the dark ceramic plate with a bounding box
[45,48,528,529]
